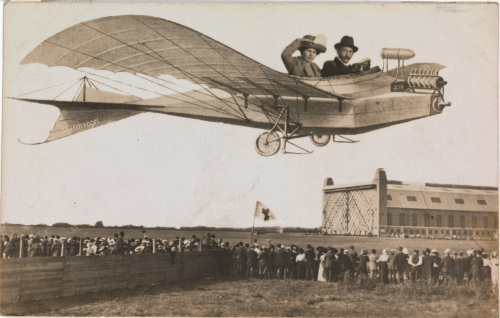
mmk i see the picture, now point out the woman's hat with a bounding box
[334,36,358,53]
[299,35,327,54]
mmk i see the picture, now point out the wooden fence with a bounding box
[0,251,217,304]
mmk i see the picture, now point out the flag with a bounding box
[254,201,277,221]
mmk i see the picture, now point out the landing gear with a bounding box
[309,135,330,147]
[255,131,281,157]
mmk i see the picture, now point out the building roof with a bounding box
[387,182,498,212]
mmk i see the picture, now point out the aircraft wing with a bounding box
[21,15,346,101]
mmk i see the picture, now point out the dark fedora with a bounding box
[334,36,358,53]
[299,35,327,54]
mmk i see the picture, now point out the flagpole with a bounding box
[250,201,257,245]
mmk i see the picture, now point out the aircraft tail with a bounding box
[17,87,148,145]
[18,105,144,145]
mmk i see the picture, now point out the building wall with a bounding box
[380,207,499,237]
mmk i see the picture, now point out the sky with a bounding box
[1,3,498,229]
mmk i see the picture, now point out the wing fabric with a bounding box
[21,15,346,106]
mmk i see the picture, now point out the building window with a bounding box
[431,197,441,203]
[446,230,450,235]
[481,231,485,235]
[387,195,392,200]
[483,216,489,229]
[441,230,444,234]
[396,228,400,233]
[472,216,477,228]
[410,229,413,234]
[454,198,465,204]
[487,231,490,236]
[476,230,479,236]
[407,196,417,202]
[448,215,454,228]
[460,215,465,228]
[477,200,487,205]
[416,229,420,234]
[424,214,430,227]
[437,215,442,227]
[412,214,418,226]
[452,230,456,235]
[387,212,392,226]
[495,216,499,228]
[399,213,405,227]
[434,230,438,234]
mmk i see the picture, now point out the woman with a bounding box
[317,247,327,282]
[281,35,327,77]
[377,249,390,284]
[489,252,499,294]
[368,249,378,278]
[296,248,306,279]
[482,253,491,280]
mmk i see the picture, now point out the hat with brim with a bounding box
[299,35,327,54]
[334,36,358,53]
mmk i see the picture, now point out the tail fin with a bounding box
[16,100,146,145]
[17,87,146,144]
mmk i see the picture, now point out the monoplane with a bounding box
[14,15,451,156]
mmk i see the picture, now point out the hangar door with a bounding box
[322,189,375,235]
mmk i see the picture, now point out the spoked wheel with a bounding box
[309,135,331,147]
[255,131,281,157]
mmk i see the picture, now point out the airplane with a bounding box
[13,15,451,156]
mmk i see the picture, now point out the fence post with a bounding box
[198,240,202,251]
[179,238,183,253]
[219,238,222,247]
[61,241,65,257]
[79,238,83,256]
[19,239,23,258]
[152,239,156,253]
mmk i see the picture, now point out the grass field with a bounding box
[2,224,497,254]
[2,276,498,317]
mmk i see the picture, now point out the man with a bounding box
[421,248,433,281]
[304,245,317,281]
[247,246,258,278]
[388,249,396,284]
[441,249,456,283]
[287,246,298,279]
[281,35,326,77]
[337,248,352,281]
[470,250,484,281]
[112,232,125,255]
[276,245,288,279]
[323,247,338,282]
[408,249,423,282]
[232,242,244,277]
[455,251,465,284]
[348,246,359,278]
[321,36,369,77]
[257,247,270,279]
[392,247,407,283]
[430,250,441,284]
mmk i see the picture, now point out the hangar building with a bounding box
[322,169,498,238]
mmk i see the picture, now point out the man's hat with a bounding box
[299,35,327,54]
[334,36,358,53]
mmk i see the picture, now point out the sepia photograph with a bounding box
[1,2,498,317]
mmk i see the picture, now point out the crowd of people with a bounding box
[2,232,498,292]
[0,231,220,259]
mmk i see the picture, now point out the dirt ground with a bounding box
[2,276,498,317]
